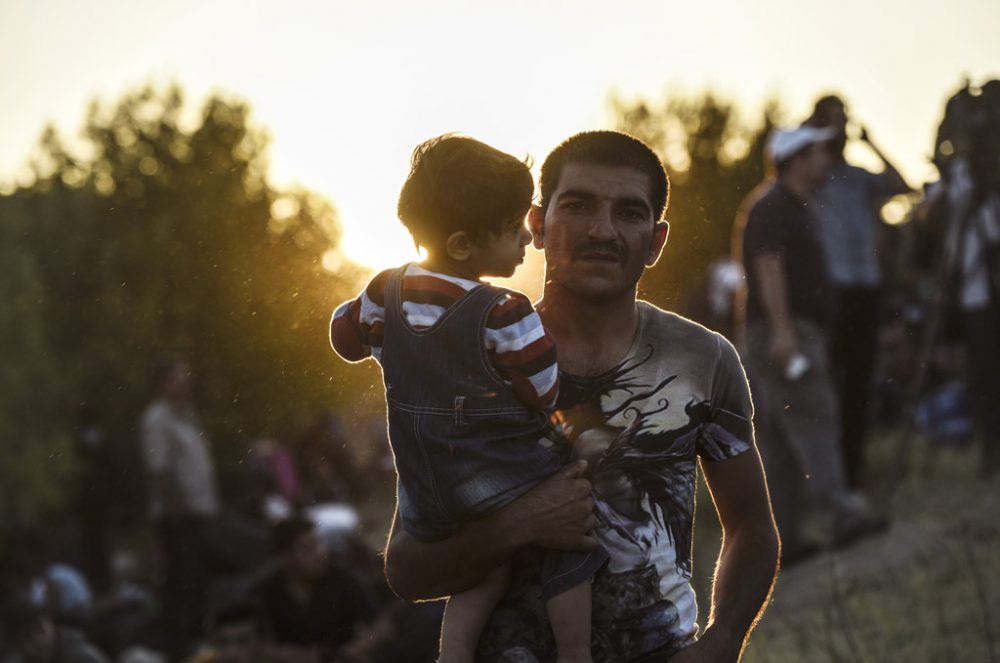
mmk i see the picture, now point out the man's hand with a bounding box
[499,459,599,552]
[667,629,741,662]
[767,325,798,370]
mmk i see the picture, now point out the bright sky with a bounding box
[2,0,998,270]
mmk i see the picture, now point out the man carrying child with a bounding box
[338,131,779,662]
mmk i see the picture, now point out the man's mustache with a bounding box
[573,241,625,260]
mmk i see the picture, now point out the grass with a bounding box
[729,432,1000,663]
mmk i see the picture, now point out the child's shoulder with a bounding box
[483,286,539,329]
[360,267,401,306]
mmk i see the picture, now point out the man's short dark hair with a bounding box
[270,515,315,556]
[397,134,534,250]
[538,131,670,221]
[808,94,845,125]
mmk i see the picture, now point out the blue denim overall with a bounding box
[382,266,607,600]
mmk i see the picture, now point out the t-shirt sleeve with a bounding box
[329,269,391,362]
[485,291,559,410]
[697,334,754,462]
[743,197,790,260]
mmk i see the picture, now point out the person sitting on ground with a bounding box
[0,601,109,663]
[250,516,381,661]
[190,599,270,663]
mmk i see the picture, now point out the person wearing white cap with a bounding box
[733,124,887,564]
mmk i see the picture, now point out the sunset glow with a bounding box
[2,0,998,270]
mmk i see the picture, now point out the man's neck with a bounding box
[537,282,640,376]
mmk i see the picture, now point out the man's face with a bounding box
[801,143,832,189]
[164,362,192,401]
[826,102,849,138]
[284,529,328,581]
[530,162,667,303]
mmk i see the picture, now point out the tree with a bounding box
[610,92,780,323]
[0,84,372,527]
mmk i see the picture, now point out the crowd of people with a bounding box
[1,81,997,662]
[728,87,1000,566]
[0,356,444,662]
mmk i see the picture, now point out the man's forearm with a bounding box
[384,506,523,601]
[866,138,912,195]
[702,520,780,657]
[754,254,793,334]
[696,452,779,661]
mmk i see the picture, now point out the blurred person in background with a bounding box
[250,516,383,661]
[806,95,913,489]
[139,356,220,660]
[74,405,114,593]
[190,599,270,663]
[296,414,360,505]
[916,80,1000,478]
[734,125,888,564]
[0,602,108,663]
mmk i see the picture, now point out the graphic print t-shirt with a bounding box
[477,303,754,662]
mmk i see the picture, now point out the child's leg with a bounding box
[546,580,593,663]
[438,562,511,663]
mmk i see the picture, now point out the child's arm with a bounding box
[485,292,559,409]
[330,269,392,362]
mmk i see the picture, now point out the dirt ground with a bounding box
[732,435,1000,663]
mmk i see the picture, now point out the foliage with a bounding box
[610,92,781,319]
[0,85,371,527]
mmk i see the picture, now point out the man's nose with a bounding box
[519,225,532,246]
[588,205,616,241]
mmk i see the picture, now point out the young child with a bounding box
[330,134,607,662]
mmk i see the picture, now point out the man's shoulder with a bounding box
[637,302,723,351]
[747,183,796,217]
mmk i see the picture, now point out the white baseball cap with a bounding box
[767,125,836,164]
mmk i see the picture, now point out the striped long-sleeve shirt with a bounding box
[331,263,558,409]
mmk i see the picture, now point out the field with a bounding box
[721,436,1000,663]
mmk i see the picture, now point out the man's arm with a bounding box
[672,451,779,662]
[860,127,912,196]
[753,253,797,368]
[384,460,598,601]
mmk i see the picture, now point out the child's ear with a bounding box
[445,231,474,262]
[528,206,545,250]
